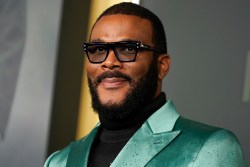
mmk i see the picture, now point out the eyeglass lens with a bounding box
[86,43,138,63]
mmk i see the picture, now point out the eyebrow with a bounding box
[89,38,140,43]
[89,39,104,43]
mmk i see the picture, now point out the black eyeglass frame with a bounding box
[83,41,165,64]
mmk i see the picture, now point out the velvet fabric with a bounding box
[44,101,247,167]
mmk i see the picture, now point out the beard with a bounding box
[88,58,158,120]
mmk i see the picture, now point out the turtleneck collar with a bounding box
[98,92,167,130]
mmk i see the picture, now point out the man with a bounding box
[45,2,247,167]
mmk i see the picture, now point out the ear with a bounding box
[157,54,170,80]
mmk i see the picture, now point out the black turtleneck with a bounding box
[88,93,166,167]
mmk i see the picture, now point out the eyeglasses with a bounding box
[83,41,165,63]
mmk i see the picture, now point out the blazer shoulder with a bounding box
[193,129,247,166]
[174,117,247,166]
[44,137,87,167]
[44,144,71,167]
[174,116,222,136]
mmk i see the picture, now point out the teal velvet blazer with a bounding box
[44,101,247,167]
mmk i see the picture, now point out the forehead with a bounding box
[90,14,153,44]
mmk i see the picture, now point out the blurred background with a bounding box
[0,0,249,166]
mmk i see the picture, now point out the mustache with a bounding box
[95,71,132,84]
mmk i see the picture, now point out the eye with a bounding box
[118,44,136,53]
[88,45,107,54]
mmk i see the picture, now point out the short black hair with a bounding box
[92,2,167,54]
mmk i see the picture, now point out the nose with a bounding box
[101,49,123,70]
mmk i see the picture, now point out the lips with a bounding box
[100,77,128,89]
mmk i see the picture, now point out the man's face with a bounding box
[87,14,167,119]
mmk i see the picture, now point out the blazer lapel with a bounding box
[111,100,181,167]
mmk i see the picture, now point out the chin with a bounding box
[100,97,125,107]
[98,89,127,104]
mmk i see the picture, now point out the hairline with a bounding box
[89,14,154,43]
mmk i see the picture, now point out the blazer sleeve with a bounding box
[192,130,247,167]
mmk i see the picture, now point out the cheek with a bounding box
[126,56,153,81]
[86,64,98,81]
[126,64,149,82]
